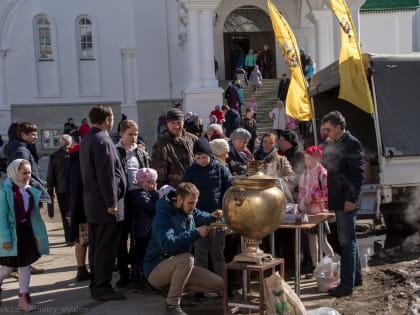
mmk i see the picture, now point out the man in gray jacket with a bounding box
[79,105,127,301]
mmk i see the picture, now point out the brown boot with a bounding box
[17,292,35,312]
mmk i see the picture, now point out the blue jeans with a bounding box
[335,210,362,290]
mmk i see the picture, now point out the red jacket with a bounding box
[210,109,224,124]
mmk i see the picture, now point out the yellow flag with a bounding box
[267,0,312,121]
[329,0,374,113]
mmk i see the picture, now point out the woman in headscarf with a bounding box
[226,128,254,176]
[254,132,295,195]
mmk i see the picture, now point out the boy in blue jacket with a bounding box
[144,182,223,315]
[182,138,231,301]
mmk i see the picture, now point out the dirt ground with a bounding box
[42,206,420,315]
[326,232,420,315]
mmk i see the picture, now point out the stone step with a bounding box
[219,79,280,135]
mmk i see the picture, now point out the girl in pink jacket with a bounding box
[298,146,334,266]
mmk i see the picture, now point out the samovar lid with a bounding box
[232,161,280,187]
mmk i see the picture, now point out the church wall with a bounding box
[360,10,415,54]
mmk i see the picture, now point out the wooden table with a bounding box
[278,212,335,296]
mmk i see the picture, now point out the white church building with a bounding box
[0,0,419,152]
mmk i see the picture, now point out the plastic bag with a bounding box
[313,254,340,292]
[263,272,306,315]
[307,307,341,315]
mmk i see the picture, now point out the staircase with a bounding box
[220,79,279,135]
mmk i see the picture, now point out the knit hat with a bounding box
[305,146,322,159]
[193,138,213,156]
[210,139,229,156]
[280,130,299,147]
[136,168,158,182]
[230,128,251,141]
[166,109,184,122]
[215,105,221,110]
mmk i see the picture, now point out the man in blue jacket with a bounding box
[321,111,365,298]
[144,182,223,315]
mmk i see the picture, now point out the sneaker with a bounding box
[328,285,353,298]
[166,304,188,315]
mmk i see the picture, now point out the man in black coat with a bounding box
[321,111,365,298]
[79,105,127,301]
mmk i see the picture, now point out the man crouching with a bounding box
[143,182,223,315]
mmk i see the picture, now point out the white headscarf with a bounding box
[7,159,31,188]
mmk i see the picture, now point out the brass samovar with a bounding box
[222,161,286,264]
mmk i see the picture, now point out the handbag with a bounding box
[79,223,89,247]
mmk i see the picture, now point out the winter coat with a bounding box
[321,131,365,211]
[283,147,305,179]
[245,53,256,68]
[79,127,127,224]
[116,142,150,191]
[224,86,239,111]
[241,117,257,152]
[66,145,86,241]
[298,164,328,214]
[143,196,213,278]
[182,158,232,213]
[269,107,286,131]
[227,140,254,176]
[151,130,197,189]
[127,189,159,238]
[210,109,224,124]
[223,109,241,138]
[4,139,51,204]
[4,140,41,179]
[254,149,295,185]
[0,179,49,257]
[249,69,262,88]
[277,78,290,101]
[46,146,69,195]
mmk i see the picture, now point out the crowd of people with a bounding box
[0,83,365,314]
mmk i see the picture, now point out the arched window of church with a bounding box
[35,15,53,60]
[78,17,94,60]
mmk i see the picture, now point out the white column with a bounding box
[347,0,366,40]
[120,49,138,120]
[200,10,217,88]
[182,0,223,126]
[0,50,8,108]
[0,49,11,138]
[187,9,202,89]
[309,10,335,70]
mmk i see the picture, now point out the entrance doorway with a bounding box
[223,6,276,80]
